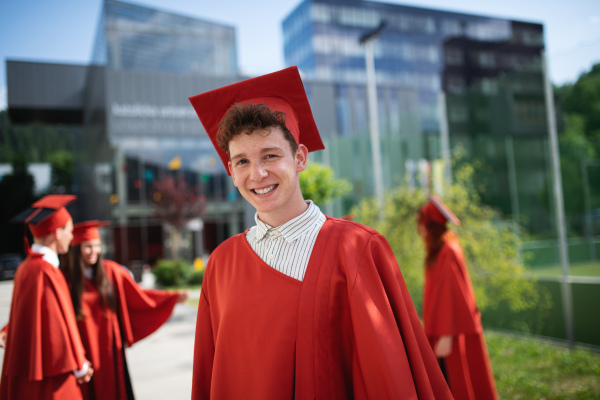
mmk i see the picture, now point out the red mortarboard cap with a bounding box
[11,194,76,238]
[420,194,460,226]
[188,66,325,174]
[71,220,110,246]
[340,213,355,221]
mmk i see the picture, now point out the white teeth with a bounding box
[255,185,276,195]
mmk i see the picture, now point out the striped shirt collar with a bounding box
[254,201,323,244]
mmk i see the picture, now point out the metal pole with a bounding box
[437,92,452,186]
[115,147,129,264]
[138,156,149,265]
[580,149,595,261]
[542,50,574,347]
[362,28,385,213]
[506,136,520,220]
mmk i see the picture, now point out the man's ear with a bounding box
[296,144,308,172]
[228,161,237,187]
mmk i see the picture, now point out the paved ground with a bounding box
[0,274,201,399]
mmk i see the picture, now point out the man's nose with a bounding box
[250,162,268,181]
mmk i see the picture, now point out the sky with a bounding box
[0,0,599,110]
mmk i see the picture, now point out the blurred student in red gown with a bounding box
[418,195,498,400]
[61,220,187,400]
[0,195,93,399]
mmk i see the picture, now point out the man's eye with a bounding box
[237,159,248,165]
[265,154,278,159]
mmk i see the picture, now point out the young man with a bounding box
[0,195,93,399]
[188,67,451,399]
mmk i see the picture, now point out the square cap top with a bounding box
[188,66,324,173]
[11,194,76,238]
[420,194,460,226]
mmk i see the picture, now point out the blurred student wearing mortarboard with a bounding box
[187,66,452,399]
[60,220,187,400]
[418,195,498,400]
[0,195,94,399]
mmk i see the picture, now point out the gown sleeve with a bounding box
[348,233,452,399]
[191,287,214,400]
[423,244,480,337]
[105,260,179,345]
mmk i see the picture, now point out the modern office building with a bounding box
[6,0,243,269]
[92,0,237,75]
[283,0,544,132]
[84,0,241,266]
[283,0,553,234]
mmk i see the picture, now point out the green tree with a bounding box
[46,150,74,193]
[299,162,351,206]
[556,62,600,143]
[352,162,546,316]
[554,63,600,235]
[0,110,74,163]
[557,116,598,235]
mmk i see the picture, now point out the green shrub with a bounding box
[352,161,546,316]
[152,259,193,287]
[300,162,351,206]
[188,270,205,285]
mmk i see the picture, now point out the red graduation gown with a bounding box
[77,260,179,400]
[0,252,88,400]
[423,240,498,400]
[193,217,452,399]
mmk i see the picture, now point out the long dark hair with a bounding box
[61,245,116,319]
[417,211,457,268]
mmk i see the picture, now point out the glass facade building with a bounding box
[283,0,554,236]
[283,0,544,131]
[80,0,241,267]
[5,0,243,271]
[92,0,237,76]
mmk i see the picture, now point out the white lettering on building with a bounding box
[111,103,196,119]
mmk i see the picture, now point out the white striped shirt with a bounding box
[246,201,326,281]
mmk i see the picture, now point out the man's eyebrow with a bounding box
[261,147,285,153]
[230,152,246,162]
[230,146,285,161]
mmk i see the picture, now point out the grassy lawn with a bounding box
[528,262,600,277]
[487,331,600,399]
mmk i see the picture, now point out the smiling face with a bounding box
[80,239,102,267]
[228,127,308,226]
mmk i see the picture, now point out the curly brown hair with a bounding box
[217,102,298,155]
[417,211,457,268]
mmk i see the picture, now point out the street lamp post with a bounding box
[542,50,574,347]
[359,21,386,213]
